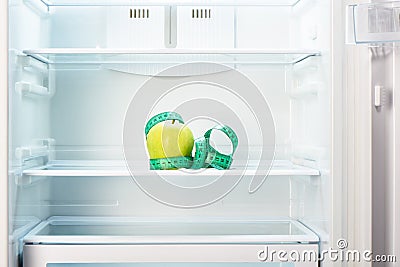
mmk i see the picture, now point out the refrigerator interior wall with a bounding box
[8,0,331,263]
[9,0,52,226]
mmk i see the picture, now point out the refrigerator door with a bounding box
[346,0,400,266]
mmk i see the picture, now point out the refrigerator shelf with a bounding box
[23,216,320,244]
[23,49,321,65]
[29,0,303,7]
[21,160,321,177]
[347,1,400,44]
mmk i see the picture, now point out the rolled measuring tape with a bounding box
[145,112,238,170]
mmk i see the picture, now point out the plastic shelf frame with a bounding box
[23,49,321,66]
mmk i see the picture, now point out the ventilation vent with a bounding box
[130,8,150,18]
[192,9,212,19]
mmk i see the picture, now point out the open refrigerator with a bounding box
[1,0,399,266]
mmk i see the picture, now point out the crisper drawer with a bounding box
[23,217,319,267]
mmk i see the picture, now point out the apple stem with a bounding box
[172,119,175,124]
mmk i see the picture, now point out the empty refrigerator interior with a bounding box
[8,0,332,266]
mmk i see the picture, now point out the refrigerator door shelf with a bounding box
[23,216,319,244]
[20,160,321,180]
[22,49,321,66]
[347,1,400,44]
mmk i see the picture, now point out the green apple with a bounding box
[146,120,194,160]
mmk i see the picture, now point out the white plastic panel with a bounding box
[106,6,165,49]
[177,6,234,49]
[235,6,290,49]
[28,2,315,50]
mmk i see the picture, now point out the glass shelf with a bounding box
[23,49,320,66]
[24,216,319,244]
[347,1,400,44]
[34,0,303,7]
[21,160,321,178]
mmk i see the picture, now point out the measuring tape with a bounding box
[145,112,238,170]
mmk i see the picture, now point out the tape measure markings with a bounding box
[146,112,238,170]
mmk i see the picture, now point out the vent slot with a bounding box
[130,8,150,19]
[192,8,211,19]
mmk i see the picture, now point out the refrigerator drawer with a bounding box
[24,246,318,267]
[23,217,319,267]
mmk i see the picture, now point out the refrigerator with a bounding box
[1,0,399,266]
